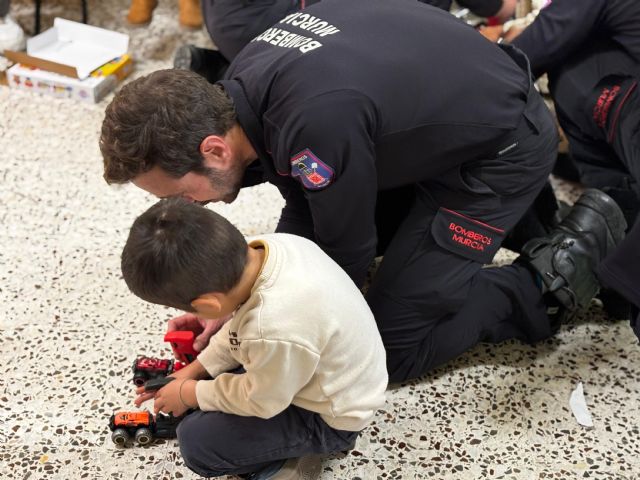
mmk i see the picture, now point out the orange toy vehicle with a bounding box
[109,410,183,446]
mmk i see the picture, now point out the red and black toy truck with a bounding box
[131,357,185,387]
[131,330,198,386]
[109,410,183,446]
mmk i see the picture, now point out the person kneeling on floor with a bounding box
[102,0,628,383]
[121,198,388,479]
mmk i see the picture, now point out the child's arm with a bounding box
[195,339,321,418]
[134,321,237,411]
[195,320,242,377]
[143,320,242,415]
[134,358,209,408]
[150,376,199,416]
[167,312,231,352]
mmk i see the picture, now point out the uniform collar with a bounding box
[218,79,270,162]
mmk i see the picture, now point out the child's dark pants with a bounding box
[177,405,358,477]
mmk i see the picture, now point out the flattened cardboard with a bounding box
[3,49,78,78]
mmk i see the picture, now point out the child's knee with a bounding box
[177,414,215,476]
[177,412,236,477]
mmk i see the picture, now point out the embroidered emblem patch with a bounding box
[290,149,334,190]
[593,85,621,129]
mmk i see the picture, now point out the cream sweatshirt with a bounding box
[195,233,388,431]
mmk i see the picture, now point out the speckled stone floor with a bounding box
[1,1,639,479]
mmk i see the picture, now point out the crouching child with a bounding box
[120,198,388,479]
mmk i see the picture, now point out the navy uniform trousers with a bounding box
[547,40,640,341]
[599,218,640,340]
[549,39,640,338]
[366,86,559,383]
[596,86,640,338]
[549,40,640,224]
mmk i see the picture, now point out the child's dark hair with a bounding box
[121,198,248,312]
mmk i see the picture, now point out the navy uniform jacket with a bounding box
[220,0,530,285]
[203,0,505,62]
[425,0,503,16]
[512,0,640,79]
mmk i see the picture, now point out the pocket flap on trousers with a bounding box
[431,207,505,264]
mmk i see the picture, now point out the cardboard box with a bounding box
[24,18,129,79]
[0,57,9,86]
[3,18,132,103]
[6,54,133,103]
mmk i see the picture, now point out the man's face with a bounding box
[132,162,245,205]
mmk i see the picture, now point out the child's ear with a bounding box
[191,293,223,318]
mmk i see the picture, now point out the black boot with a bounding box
[518,189,627,315]
[173,45,230,83]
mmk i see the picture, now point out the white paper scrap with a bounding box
[569,382,594,428]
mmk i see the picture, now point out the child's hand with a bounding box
[167,312,232,352]
[134,361,208,407]
[152,379,198,417]
[479,25,504,43]
[134,384,156,407]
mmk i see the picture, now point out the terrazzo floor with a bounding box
[1,1,640,479]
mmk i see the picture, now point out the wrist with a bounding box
[192,359,210,379]
[177,359,208,380]
[179,379,199,410]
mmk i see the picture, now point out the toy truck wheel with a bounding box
[133,373,147,386]
[111,428,130,446]
[135,427,153,445]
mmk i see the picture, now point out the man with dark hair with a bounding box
[122,198,388,479]
[102,0,627,382]
[497,0,640,335]
[174,0,518,83]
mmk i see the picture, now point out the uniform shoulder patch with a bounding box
[290,149,334,190]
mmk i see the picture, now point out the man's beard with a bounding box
[204,164,244,204]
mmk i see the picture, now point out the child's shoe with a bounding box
[241,456,322,480]
[126,0,158,25]
[0,15,25,52]
[269,456,322,480]
[178,0,203,28]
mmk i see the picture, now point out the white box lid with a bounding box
[27,18,129,79]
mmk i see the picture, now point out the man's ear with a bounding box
[191,293,223,318]
[200,135,231,170]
